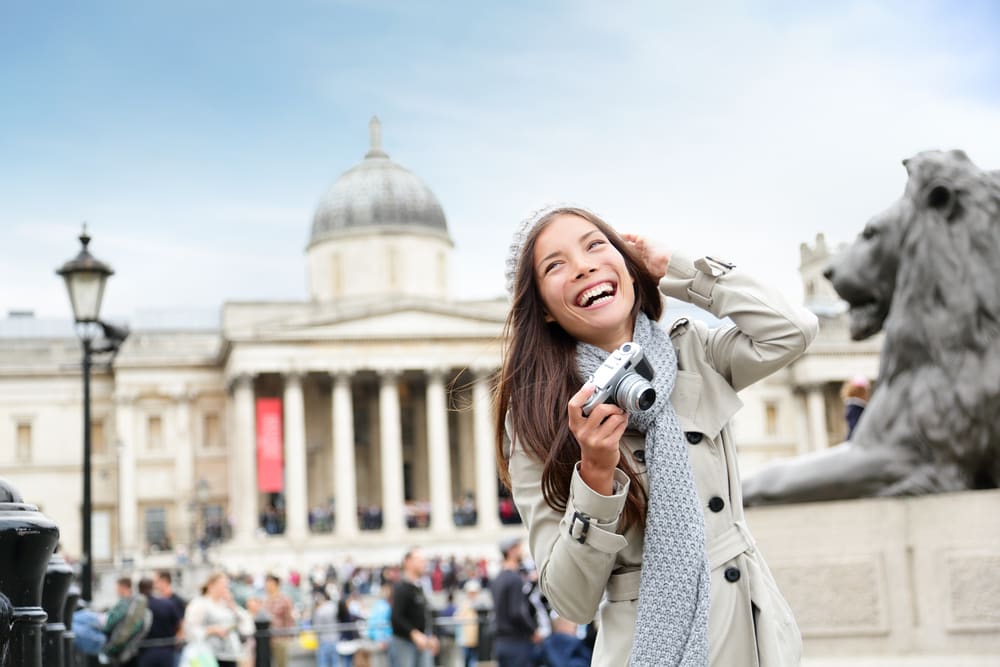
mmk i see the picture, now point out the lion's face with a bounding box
[824,198,911,340]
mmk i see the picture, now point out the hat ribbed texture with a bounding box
[504,202,602,295]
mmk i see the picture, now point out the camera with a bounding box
[581,342,656,417]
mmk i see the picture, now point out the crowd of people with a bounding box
[71,540,591,667]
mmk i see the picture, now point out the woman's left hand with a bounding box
[623,233,670,281]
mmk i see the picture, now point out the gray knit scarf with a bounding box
[576,312,710,666]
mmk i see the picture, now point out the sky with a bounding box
[2,0,999,324]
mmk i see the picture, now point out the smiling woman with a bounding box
[494,204,818,667]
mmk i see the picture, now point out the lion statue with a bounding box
[744,149,1000,505]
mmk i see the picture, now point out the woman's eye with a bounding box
[544,261,561,274]
[587,239,605,250]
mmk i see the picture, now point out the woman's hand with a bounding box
[622,233,671,281]
[568,384,627,495]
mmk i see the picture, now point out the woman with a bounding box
[182,572,255,667]
[335,592,362,667]
[495,205,816,666]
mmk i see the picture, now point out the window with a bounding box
[764,401,779,436]
[203,413,221,449]
[91,419,106,456]
[144,507,170,551]
[16,422,32,463]
[147,415,163,450]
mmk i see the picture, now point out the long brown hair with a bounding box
[493,207,663,532]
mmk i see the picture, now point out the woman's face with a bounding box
[532,213,636,351]
[208,575,229,597]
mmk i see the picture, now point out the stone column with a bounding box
[114,394,139,559]
[426,369,454,534]
[473,370,500,531]
[230,375,257,543]
[331,371,359,537]
[172,391,195,549]
[283,373,308,541]
[379,371,406,535]
[807,385,829,452]
[794,391,812,456]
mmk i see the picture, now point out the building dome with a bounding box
[309,117,449,247]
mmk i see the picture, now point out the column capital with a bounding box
[329,368,357,382]
[425,367,448,382]
[227,373,255,394]
[283,370,306,384]
[379,369,401,384]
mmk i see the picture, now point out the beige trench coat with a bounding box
[506,251,818,667]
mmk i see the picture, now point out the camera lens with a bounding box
[636,387,656,411]
[615,373,656,413]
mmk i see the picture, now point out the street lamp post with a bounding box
[56,226,126,603]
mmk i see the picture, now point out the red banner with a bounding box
[256,397,284,493]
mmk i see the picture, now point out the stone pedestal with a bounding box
[745,489,1000,662]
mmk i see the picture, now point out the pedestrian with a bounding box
[182,572,255,667]
[455,580,482,667]
[841,375,871,440]
[102,576,150,667]
[335,591,363,666]
[262,573,296,667]
[365,581,393,665]
[137,578,183,667]
[536,614,591,667]
[153,570,186,665]
[489,538,539,667]
[495,204,816,665]
[313,591,339,667]
[389,547,439,667]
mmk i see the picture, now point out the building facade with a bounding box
[0,119,878,574]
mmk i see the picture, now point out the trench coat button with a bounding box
[633,449,645,464]
[685,432,703,445]
[708,496,725,513]
[724,567,741,583]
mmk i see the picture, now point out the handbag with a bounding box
[178,641,220,667]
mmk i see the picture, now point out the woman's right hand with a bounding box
[568,383,627,495]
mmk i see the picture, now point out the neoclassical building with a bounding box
[0,119,878,573]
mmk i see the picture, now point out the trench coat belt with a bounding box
[604,521,756,603]
[707,520,756,570]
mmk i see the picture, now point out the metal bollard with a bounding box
[63,584,81,667]
[476,607,493,662]
[42,552,74,667]
[0,478,61,667]
[255,614,272,667]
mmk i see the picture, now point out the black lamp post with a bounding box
[56,225,124,603]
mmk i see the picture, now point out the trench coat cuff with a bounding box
[660,251,734,310]
[565,464,629,553]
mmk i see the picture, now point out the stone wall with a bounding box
[745,489,1000,660]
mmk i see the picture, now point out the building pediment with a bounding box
[225,298,508,343]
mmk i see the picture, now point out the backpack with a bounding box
[102,595,153,664]
[72,608,108,656]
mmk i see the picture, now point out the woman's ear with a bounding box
[543,310,555,323]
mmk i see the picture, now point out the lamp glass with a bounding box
[63,269,107,322]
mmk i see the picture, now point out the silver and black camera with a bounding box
[581,342,656,417]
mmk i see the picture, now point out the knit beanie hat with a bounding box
[504,202,602,295]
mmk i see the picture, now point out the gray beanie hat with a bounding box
[504,202,601,295]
